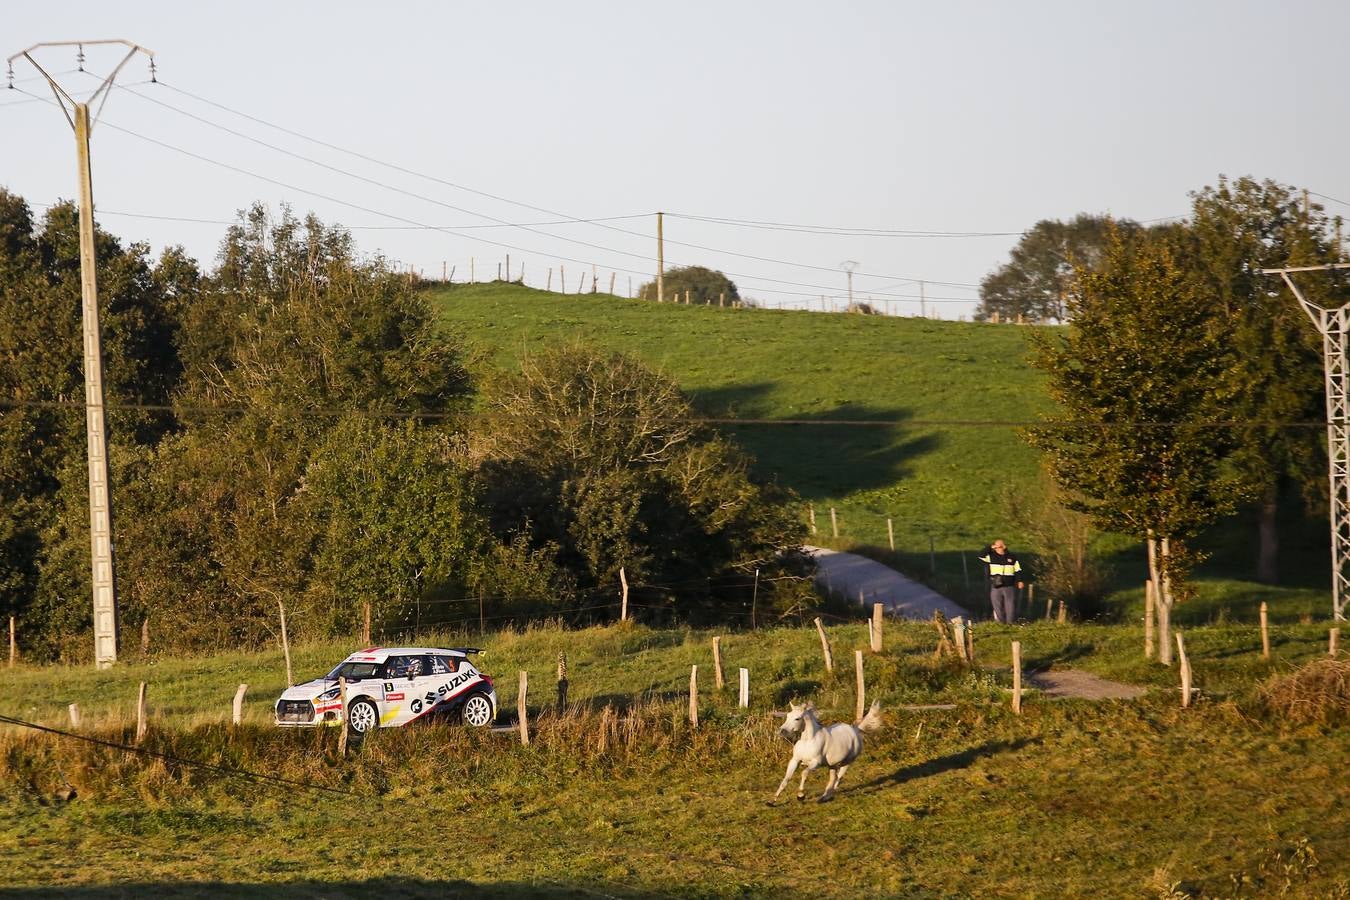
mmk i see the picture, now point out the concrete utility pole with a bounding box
[1260,263,1350,621]
[841,260,858,312]
[8,40,156,668]
[656,211,665,303]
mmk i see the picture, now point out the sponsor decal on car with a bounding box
[385,692,405,701]
[384,682,395,692]
[410,698,423,714]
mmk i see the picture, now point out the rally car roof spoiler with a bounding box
[455,647,485,655]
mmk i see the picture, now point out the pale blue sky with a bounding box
[2,1,1344,317]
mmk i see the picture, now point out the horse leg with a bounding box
[773,757,800,801]
[796,763,814,801]
[818,764,849,803]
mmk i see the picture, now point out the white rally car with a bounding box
[275,646,498,734]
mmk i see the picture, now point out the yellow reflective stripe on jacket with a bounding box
[988,562,1020,577]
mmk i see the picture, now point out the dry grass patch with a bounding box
[1258,657,1350,725]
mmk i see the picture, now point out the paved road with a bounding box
[806,545,969,621]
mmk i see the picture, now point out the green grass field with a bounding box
[2,620,1346,897]
[433,282,1046,557]
[430,282,1335,619]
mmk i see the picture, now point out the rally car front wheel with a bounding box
[460,693,494,728]
[346,698,379,734]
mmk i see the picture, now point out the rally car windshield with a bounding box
[325,661,384,681]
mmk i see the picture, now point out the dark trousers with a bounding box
[990,585,1017,623]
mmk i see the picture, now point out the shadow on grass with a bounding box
[692,383,941,499]
[852,737,1041,796]
[1022,642,1095,672]
[0,878,642,898]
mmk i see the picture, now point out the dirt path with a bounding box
[1027,669,1147,700]
[806,545,968,621]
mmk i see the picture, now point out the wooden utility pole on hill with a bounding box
[9,40,156,669]
[656,212,665,303]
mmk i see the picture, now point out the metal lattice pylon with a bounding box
[1261,265,1349,621]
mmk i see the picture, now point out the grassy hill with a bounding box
[430,282,1331,619]
[433,283,1044,555]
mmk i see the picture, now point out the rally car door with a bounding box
[379,655,423,726]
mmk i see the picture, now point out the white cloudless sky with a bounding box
[2,0,1346,317]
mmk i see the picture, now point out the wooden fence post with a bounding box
[68,703,81,729]
[140,617,150,655]
[336,676,350,757]
[547,268,552,292]
[470,257,475,283]
[719,291,725,308]
[854,650,866,721]
[278,601,293,687]
[871,603,883,652]
[830,507,839,538]
[135,682,148,744]
[363,602,372,646]
[813,617,834,673]
[689,665,699,728]
[1259,601,1270,660]
[1011,641,1022,714]
[1144,580,1156,659]
[1176,633,1192,708]
[808,504,816,535]
[610,272,616,294]
[966,622,975,664]
[557,653,568,712]
[929,535,937,576]
[560,265,565,293]
[1331,627,1340,657]
[738,667,749,708]
[1057,600,1068,624]
[232,684,248,726]
[951,617,969,663]
[518,671,530,746]
[712,636,725,689]
[887,518,894,551]
[7,615,14,668]
[619,567,629,621]
[932,611,956,659]
[1045,587,1054,621]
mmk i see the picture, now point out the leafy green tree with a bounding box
[474,342,810,622]
[636,265,739,305]
[1029,227,1240,663]
[977,215,1138,323]
[1181,177,1338,584]
[0,192,188,659]
[29,205,477,655]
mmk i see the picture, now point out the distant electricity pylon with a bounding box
[840,260,858,311]
[7,40,157,668]
[1259,263,1350,621]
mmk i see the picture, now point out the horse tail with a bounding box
[856,699,883,732]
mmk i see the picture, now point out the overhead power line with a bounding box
[14,85,978,304]
[129,77,985,292]
[0,396,1328,430]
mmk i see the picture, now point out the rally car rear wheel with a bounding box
[347,698,379,734]
[461,693,493,728]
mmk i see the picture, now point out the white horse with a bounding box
[773,699,883,803]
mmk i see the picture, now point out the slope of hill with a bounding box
[433,283,1043,546]
[429,282,1331,619]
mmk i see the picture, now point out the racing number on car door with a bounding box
[383,655,425,725]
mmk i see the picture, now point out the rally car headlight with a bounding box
[316,687,340,702]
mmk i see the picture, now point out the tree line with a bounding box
[0,194,810,661]
[1018,177,1345,659]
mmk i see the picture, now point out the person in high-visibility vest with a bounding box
[978,539,1024,624]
